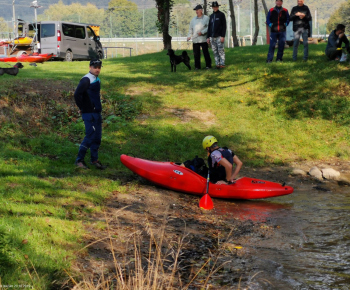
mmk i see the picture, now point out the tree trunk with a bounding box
[261,0,268,16]
[228,0,239,47]
[162,5,172,49]
[252,0,259,45]
[204,0,207,15]
[156,0,172,50]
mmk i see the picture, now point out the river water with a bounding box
[214,184,350,290]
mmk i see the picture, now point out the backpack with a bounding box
[183,156,208,178]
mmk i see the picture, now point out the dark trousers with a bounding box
[267,32,286,61]
[325,48,342,60]
[76,112,102,163]
[193,42,212,69]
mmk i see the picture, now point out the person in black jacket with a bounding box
[74,59,106,170]
[207,1,226,69]
[290,0,312,61]
[325,24,350,60]
[266,0,290,63]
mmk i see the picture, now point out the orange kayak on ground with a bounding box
[120,154,294,200]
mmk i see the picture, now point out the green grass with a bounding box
[0,43,350,287]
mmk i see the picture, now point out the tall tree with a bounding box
[155,0,173,49]
[261,0,268,16]
[252,0,259,45]
[228,0,242,47]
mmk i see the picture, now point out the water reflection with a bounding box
[213,199,292,222]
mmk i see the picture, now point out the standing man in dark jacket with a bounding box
[325,24,350,60]
[290,0,312,61]
[266,0,290,63]
[74,59,106,170]
[207,1,226,69]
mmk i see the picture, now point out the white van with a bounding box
[33,21,103,61]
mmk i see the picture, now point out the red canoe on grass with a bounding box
[17,53,53,63]
[120,154,294,200]
[0,53,53,63]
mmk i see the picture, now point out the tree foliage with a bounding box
[105,0,141,37]
[0,17,11,33]
[38,1,105,25]
[327,1,348,33]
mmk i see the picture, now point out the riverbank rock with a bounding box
[337,176,350,186]
[309,167,323,180]
[321,168,340,180]
[291,168,307,176]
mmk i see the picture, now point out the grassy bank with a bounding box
[0,43,349,287]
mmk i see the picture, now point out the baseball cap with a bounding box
[90,59,102,67]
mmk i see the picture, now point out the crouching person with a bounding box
[326,24,350,60]
[202,136,243,184]
[74,59,106,170]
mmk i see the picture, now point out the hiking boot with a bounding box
[216,65,221,69]
[75,160,89,169]
[220,65,225,69]
[276,59,283,62]
[205,67,211,69]
[91,160,107,170]
[266,60,272,64]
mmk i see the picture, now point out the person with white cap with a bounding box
[187,4,212,70]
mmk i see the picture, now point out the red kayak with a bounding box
[17,53,53,63]
[0,56,17,62]
[0,53,53,63]
[120,154,294,200]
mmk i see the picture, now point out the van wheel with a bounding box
[65,51,73,61]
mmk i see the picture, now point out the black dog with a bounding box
[167,49,191,72]
[0,62,24,76]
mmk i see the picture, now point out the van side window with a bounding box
[41,24,55,38]
[62,24,75,38]
[87,27,95,40]
[75,26,86,39]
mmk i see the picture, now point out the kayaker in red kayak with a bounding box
[203,136,243,185]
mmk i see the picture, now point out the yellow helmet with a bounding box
[202,136,218,149]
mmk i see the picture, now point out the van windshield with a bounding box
[41,24,55,38]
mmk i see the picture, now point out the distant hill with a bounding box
[0,0,343,28]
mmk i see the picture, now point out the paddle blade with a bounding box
[199,194,214,210]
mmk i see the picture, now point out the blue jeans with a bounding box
[267,32,286,61]
[76,112,102,163]
[293,28,309,60]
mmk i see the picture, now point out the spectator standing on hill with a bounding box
[74,59,106,170]
[207,1,226,69]
[266,0,290,63]
[187,4,212,70]
[290,0,312,61]
[325,24,350,60]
